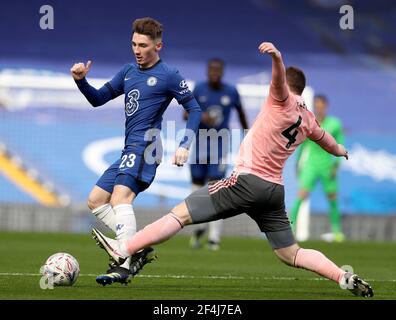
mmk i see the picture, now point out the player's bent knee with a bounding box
[87,186,111,210]
[274,244,300,266]
[109,185,136,207]
[171,201,193,226]
[109,197,124,208]
[87,195,108,210]
[265,229,299,266]
[87,199,95,211]
[109,195,135,207]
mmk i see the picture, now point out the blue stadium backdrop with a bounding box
[0,0,395,218]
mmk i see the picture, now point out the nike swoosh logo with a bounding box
[124,77,131,81]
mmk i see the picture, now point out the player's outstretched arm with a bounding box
[312,131,348,160]
[258,42,288,102]
[71,60,114,107]
[308,114,348,159]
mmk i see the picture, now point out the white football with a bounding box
[42,252,80,286]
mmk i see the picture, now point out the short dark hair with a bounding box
[314,94,328,104]
[208,58,225,68]
[132,17,163,40]
[286,66,306,95]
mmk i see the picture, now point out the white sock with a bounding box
[113,204,137,270]
[113,204,137,240]
[208,219,223,244]
[92,204,116,232]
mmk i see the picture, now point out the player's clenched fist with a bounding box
[258,42,281,59]
[172,147,189,167]
[70,60,92,80]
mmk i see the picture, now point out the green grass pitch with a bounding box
[0,231,395,300]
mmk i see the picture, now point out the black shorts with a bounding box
[185,172,296,249]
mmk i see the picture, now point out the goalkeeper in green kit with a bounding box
[290,95,345,242]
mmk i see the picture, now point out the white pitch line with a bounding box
[0,273,395,283]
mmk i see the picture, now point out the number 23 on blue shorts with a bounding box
[117,149,158,182]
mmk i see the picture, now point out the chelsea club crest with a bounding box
[147,76,157,86]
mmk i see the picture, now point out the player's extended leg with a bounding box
[92,200,191,265]
[92,182,230,264]
[123,200,193,254]
[110,184,137,243]
[245,174,373,298]
[95,184,137,285]
[90,161,132,285]
[273,242,373,297]
[88,186,114,231]
[89,159,125,232]
[95,176,156,286]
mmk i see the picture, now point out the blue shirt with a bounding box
[192,82,243,160]
[193,82,242,130]
[75,60,201,152]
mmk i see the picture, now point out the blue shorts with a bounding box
[96,149,158,195]
[191,135,229,182]
[190,163,228,182]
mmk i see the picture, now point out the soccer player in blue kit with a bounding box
[70,17,201,285]
[188,59,248,250]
